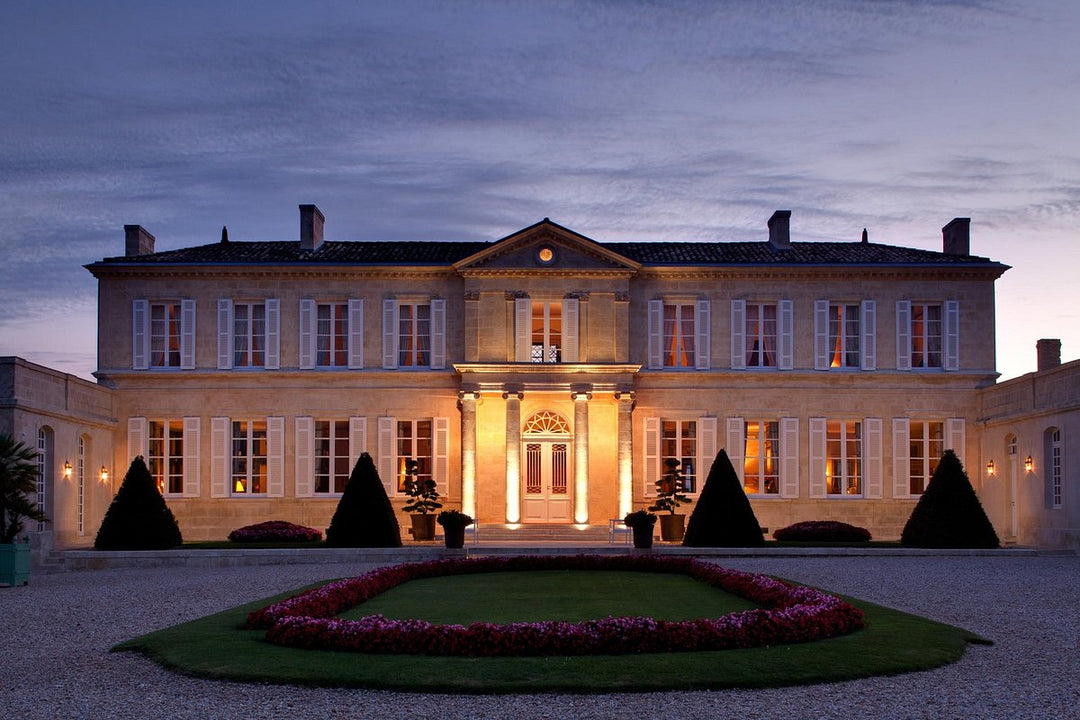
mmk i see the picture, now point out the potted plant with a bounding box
[623,510,657,549]
[649,458,690,542]
[0,434,48,586]
[401,458,442,541]
[437,509,474,549]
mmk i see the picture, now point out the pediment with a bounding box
[454,219,640,274]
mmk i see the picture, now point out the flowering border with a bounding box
[247,555,864,657]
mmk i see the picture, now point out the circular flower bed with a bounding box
[247,555,864,657]
[773,521,872,542]
[228,520,322,543]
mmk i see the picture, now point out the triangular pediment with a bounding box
[454,219,641,273]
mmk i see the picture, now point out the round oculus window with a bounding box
[537,246,555,264]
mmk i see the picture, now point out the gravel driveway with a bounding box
[2,554,1077,719]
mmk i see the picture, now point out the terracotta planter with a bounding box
[631,525,654,549]
[658,514,685,542]
[0,539,31,587]
[410,514,436,542]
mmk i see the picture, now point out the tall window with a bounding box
[661,420,698,492]
[36,428,50,532]
[150,302,182,367]
[829,303,860,368]
[233,303,266,367]
[231,420,267,494]
[317,303,348,367]
[909,420,944,494]
[744,420,779,495]
[314,420,350,494]
[396,419,433,492]
[531,301,562,363]
[398,303,431,367]
[1049,428,1062,509]
[149,420,184,494]
[746,303,778,367]
[77,437,86,535]
[663,304,696,368]
[826,420,862,495]
[910,303,943,368]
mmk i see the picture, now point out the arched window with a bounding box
[523,410,571,436]
[1045,427,1062,509]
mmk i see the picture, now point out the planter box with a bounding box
[0,539,31,587]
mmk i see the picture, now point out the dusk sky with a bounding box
[2,0,1077,382]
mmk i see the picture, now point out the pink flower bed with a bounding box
[773,521,872,542]
[247,555,864,657]
[228,520,322,543]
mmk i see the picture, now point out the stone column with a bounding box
[503,389,523,523]
[458,390,479,519]
[571,386,592,524]
[615,390,635,518]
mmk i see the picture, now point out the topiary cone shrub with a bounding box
[901,449,1000,549]
[683,449,765,547]
[325,453,402,548]
[94,456,182,550]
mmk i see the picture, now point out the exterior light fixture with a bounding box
[986,459,995,475]
[63,461,72,478]
[100,466,109,483]
[1025,456,1033,473]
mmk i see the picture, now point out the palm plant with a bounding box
[0,434,48,542]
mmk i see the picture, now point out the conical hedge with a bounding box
[325,452,402,547]
[683,449,765,547]
[94,456,182,550]
[901,449,1000,548]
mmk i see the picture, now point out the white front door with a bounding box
[522,441,572,523]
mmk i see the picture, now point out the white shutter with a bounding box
[211,417,230,497]
[377,416,396,494]
[430,298,446,369]
[298,299,315,369]
[861,300,877,371]
[217,299,233,370]
[562,298,579,362]
[864,417,883,498]
[132,300,149,370]
[730,300,746,369]
[348,299,365,369]
[382,299,398,369]
[780,417,799,498]
[643,417,660,496]
[726,417,745,484]
[809,417,827,498]
[267,416,284,496]
[434,416,450,496]
[697,416,717,491]
[180,299,196,369]
[896,301,911,371]
[264,299,280,370]
[944,300,960,371]
[813,300,829,370]
[695,299,711,370]
[647,300,663,369]
[127,417,148,461]
[514,297,531,363]
[182,417,200,497]
[892,417,910,498]
[946,417,966,466]
[778,299,794,370]
[349,416,367,467]
[294,416,314,497]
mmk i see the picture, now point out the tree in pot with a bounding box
[437,509,474,549]
[648,458,691,541]
[0,434,48,586]
[623,510,657,549]
[402,458,441,542]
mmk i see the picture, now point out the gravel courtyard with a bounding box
[2,553,1077,720]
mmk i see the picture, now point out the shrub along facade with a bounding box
[3,205,1077,550]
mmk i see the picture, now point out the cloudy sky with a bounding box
[1,0,1077,381]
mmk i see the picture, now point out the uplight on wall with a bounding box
[1025,456,1034,473]
[986,459,995,476]
[63,461,72,478]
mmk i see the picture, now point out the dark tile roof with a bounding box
[92,238,1002,268]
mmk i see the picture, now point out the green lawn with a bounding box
[115,569,989,693]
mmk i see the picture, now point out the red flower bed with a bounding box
[228,520,322,543]
[247,555,864,657]
[772,521,872,542]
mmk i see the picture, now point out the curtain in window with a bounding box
[680,309,695,367]
[416,304,431,366]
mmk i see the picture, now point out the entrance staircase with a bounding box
[470,523,627,545]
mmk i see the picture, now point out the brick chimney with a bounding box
[299,204,325,251]
[942,217,970,256]
[1037,338,1061,372]
[124,225,155,256]
[768,210,791,250]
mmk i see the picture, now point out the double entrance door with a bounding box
[522,440,572,523]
